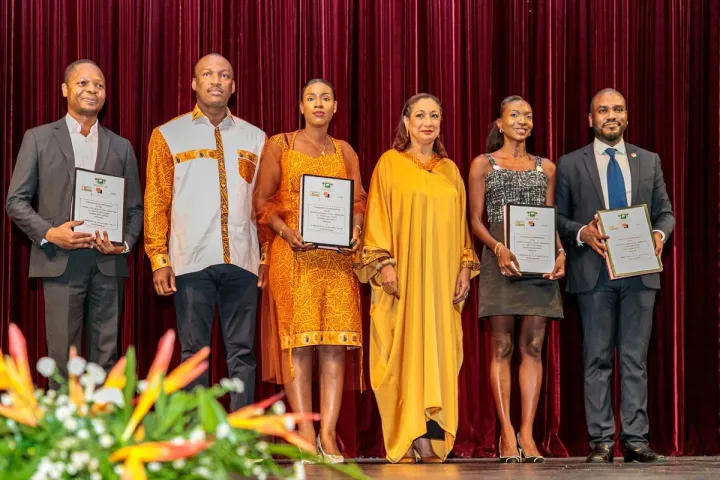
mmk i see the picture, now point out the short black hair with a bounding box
[590,88,625,112]
[300,78,336,100]
[64,59,101,84]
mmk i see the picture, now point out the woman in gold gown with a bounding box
[355,93,479,463]
[253,79,366,463]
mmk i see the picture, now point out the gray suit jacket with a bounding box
[555,142,675,294]
[6,118,143,278]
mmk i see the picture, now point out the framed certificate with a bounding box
[503,203,557,276]
[596,204,662,279]
[71,168,127,245]
[299,174,354,249]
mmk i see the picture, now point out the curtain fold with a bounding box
[0,0,718,458]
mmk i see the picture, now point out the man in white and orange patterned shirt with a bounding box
[144,54,266,410]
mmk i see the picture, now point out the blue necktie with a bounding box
[605,147,627,209]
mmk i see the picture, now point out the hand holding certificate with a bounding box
[503,204,557,276]
[596,204,662,279]
[299,174,354,250]
[72,169,126,245]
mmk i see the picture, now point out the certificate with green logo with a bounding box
[72,168,127,245]
[299,174,354,249]
[503,203,557,275]
[596,204,662,279]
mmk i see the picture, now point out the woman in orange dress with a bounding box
[253,79,366,463]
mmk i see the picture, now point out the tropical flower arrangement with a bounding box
[0,324,366,480]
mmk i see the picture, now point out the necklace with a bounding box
[303,130,329,156]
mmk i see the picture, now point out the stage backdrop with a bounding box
[1,0,718,458]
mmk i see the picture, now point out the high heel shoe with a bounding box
[397,446,419,464]
[516,432,546,463]
[316,435,344,464]
[498,435,521,463]
[412,440,444,464]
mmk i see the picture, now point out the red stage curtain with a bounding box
[0,0,718,458]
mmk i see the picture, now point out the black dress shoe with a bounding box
[623,446,666,463]
[586,444,613,463]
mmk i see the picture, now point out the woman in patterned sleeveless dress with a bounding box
[468,96,565,463]
[253,79,367,463]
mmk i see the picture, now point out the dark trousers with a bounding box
[174,264,258,411]
[577,264,656,449]
[42,249,123,387]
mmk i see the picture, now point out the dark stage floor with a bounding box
[301,457,720,479]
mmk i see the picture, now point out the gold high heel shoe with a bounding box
[316,435,344,464]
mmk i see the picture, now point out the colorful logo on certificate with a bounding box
[528,221,535,227]
[619,213,629,219]
[309,191,320,197]
[95,187,103,194]
[323,192,330,198]
[82,185,91,192]
[322,182,333,189]
[527,211,537,217]
[515,221,525,227]
[621,223,629,229]
[95,178,106,185]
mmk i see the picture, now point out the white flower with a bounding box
[88,457,99,471]
[232,378,245,393]
[113,465,123,475]
[99,434,114,448]
[65,464,78,476]
[79,405,89,416]
[256,441,268,452]
[148,462,162,472]
[236,446,248,456]
[172,459,186,470]
[46,390,57,400]
[55,394,68,405]
[37,357,57,377]
[271,400,286,415]
[257,472,267,480]
[171,436,185,446]
[90,473,102,480]
[6,420,16,430]
[70,451,90,469]
[1,394,13,406]
[85,363,107,384]
[137,380,148,393]
[189,428,206,443]
[193,466,212,478]
[252,466,263,476]
[293,461,306,480]
[58,437,77,450]
[91,419,106,434]
[216,423,231,439]
[67,357,87,376]
[77,429,90,440]
[283,416,295,431]
[93,387,124,407]
[220,378,232,389]
[62,417,78,431]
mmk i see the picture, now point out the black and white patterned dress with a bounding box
[476,154,564,319]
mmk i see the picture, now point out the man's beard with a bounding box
[594,123,625,142]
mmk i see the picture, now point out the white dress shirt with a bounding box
[65,114,99,170]
[577,138,664,244]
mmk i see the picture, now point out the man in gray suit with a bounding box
[556,89,674,463]
[6,59,143,381]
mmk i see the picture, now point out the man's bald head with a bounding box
[193,54,234,79]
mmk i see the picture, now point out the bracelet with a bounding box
[493,242,505,256]
[375,258,397,271]
[354,224,363,235]
[557,248,566,256]
[279,225,286,238]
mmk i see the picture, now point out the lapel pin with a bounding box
[630,152,637,158]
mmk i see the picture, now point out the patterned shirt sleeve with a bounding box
[144,128,174,271]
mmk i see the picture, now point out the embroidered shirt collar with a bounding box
[191,104,234,126]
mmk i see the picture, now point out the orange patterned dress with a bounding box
[254,131,366,384]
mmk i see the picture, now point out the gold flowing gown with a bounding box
[354,148,480,462]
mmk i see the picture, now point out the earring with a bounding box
[499,129,504,133]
